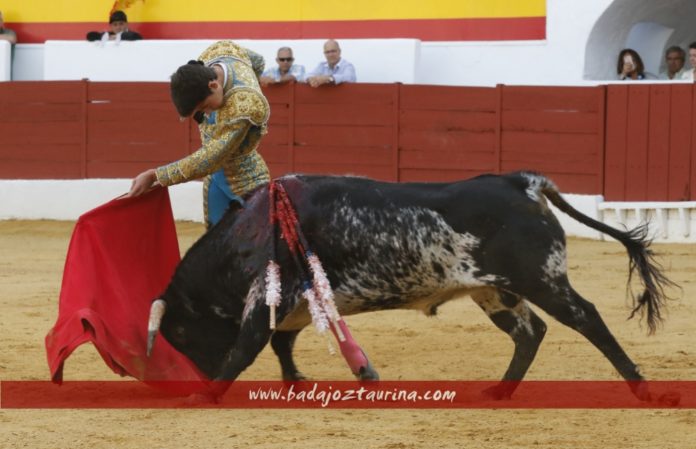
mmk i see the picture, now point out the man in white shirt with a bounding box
[260,47,305,86]
[659,46,686,80]
[681,42,696,81]
[306,39,357,87]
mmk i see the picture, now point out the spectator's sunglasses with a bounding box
[277,57,294,62]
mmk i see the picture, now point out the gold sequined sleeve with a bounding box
[246,49,265,78]
[155,120,251,186]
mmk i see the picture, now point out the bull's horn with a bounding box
[147,299,166,357]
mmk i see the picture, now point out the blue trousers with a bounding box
[205,170,244,227]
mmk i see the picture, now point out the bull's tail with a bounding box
[521,172,677,334]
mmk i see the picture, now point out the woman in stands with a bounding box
[617,48,646,80]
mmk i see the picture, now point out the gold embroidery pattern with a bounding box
[223,149,270,198]
[156,120,250,186]
[202,176,211,226]
[218,87,270,127]
[229,59,259,88]
[246,50,266,78]
[199,41,250,65]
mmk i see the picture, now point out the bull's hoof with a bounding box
[282,370,308,381]
[629,381,652,402]
[358,361,380,381]
[481,383,515,400]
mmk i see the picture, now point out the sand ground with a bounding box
[1,220,694,449]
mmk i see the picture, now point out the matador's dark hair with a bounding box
[170,60,217,119]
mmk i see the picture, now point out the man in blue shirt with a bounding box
[260,47,305,86]
[306,39,356,87]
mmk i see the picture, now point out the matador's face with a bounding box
[195,80,225,116]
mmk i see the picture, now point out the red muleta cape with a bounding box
[45,188,208,393]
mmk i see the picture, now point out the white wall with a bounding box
[0,180,203,222]
[42,39,419,84]
[417,0,613,86]
[11,44,43,81]
[599,203,696,243]
[0,40,10,81]
[0,179,599,237]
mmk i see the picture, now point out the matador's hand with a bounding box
[127,168,159,197]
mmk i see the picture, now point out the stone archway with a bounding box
[584,0,696,80]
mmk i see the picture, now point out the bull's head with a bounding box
[144,190,274,379]
[145,286,249,378]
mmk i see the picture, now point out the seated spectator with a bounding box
[0,10,17,45]
[659,46,686,80]
[617,49,645,80]
[86,10,142,42]
[260,47,305,86]
[681,42,696,81]
[0,10,17,77]
[306,39,356,88]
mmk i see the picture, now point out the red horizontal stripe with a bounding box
[1,380,691,409]
[7,17,545,44]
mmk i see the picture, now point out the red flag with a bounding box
[45,188,208,395]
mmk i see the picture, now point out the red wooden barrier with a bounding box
[87,83,190,178]
[399,85,498,182]
[291,83,399,181]
[501,85,605,195]
[1,81,695,201]
[604,84,694,201]
[0,81,86,179]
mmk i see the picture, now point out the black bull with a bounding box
[148,172,674,400]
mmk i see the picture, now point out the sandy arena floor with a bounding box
[0,220,694,449]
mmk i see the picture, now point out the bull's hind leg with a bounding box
[531,285,649,400]
[471,288,547,399]
[270,330,307,381]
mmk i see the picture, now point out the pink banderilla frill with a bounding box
[264,260,282,329]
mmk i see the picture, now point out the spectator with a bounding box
[0,10,16,78]
[681,42,696,81]
[617,49,645,80]
[86,10,142,42]
[127,41,270,229]
[259,47,305,86]
[306,39,356,87]
[0,10,17,45]
[659,46,686,80]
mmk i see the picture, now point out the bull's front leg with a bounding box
[271,330,307,381]
[213,278,274,390]
[216,320,273,382]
